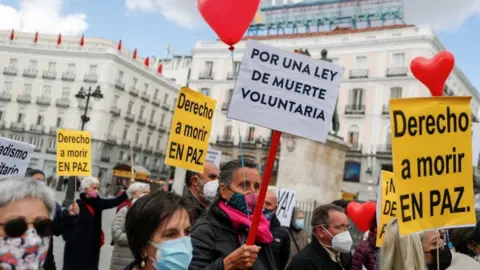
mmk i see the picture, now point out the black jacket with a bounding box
[286,237,352,270]
[270,215,291,270]
[184,187,206,224]
[189,203,277,270]
[62,192,128,270]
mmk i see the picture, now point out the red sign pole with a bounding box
[246,130,282,245]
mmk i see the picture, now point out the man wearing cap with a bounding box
[25,168,80,270]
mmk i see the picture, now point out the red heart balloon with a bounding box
[346,201,376,232]
[410,51,455,97]
[197,0,260,50]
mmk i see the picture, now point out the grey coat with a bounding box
[109,207,133,270]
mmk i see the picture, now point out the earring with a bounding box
[140,260,145,268]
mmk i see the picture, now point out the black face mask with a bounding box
[427,247,452,270]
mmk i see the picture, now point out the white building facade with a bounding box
[0,30,178,189]
[183,25,480,199]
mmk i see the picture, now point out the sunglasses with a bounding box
[0,217,53,238]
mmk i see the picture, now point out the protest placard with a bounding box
[390,97,476,236]
[56,129,92,176]
[206,149,222,169]
[0,137,34,177]
[165,87,216,173]
[227,40,343,143]
[377,170,396,247]
[276,187,296,227]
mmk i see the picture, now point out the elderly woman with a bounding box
[63,176,129,270]
[0,177,56,269]
[189,158,276,270]
[110,182,151,270]
[124,190,193,270]
[288,207,309,263]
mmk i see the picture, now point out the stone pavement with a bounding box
[52,191,115,270]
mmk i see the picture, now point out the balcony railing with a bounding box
[152,99,160,106]
[226,72,237,80]
[101,153,111,162]
[105,134,117,144]
[0,92,12,102]
[129,87,139,96]
[36,96,51,106]
[42,71,56,80]
[11,122,25,131]
[348,142,362,152]
[141,92,151,102]
[158,125,167,133]
[115,79,125,90]
[199,71,214,80]
[148,122,157,130]
[17,94,32,104]
[78,100,93,110]
[121,139,130,147]
[132,142,143,150]
[0,121,6,130]
[377,144,392,153]
[23,69,38,78]
[3,66,17,76]
[110,106,121,116]
[386,66,408,77]
[349,69,369,79]
[84,73,98,83]
[137,117,146,126]
[216,135,234,146]
[56,98,70,108]
[344,104,365,115]
[125,112,135,122]
[161,103,170,111]
[62,72,75,81]
[382,105,389,115]
[30,124,45,134]
[49,126,58,135]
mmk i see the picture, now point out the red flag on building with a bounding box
[34,32,38,43]
[117,39,122,51]
[157,63,163,74]
[133,48,137,60]
[144,57,150,67]
[9,29,14,41]
[80,35,84,46]
[57,33,62,45]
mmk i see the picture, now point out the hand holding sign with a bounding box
[410,51,454,97]
[347,201,376,232]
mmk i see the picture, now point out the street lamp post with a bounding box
[61,85,103,207]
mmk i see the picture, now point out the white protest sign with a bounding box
[276,187,296,227]
[0,137,35,177]
[206,149,222,169]
[472,123,480,166]
[227,40,343,143]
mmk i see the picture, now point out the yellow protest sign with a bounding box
[390,97,475,236]
[165,87,216,173]
[377,170,396,247]
[56,129,92,176]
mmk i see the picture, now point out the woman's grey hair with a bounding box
[219,158,258,187]
[80,176,100,191]
[0,177,56,219]
[126,182,150,198]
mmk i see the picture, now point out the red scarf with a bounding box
[82,199,105,247]
[218,201,273,244]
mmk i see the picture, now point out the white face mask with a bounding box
[321,226,353,253]
[203,180,219,201]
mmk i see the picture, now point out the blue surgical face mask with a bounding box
[263,209,275,220]
[149,236,193,270]
[295,219,305,230]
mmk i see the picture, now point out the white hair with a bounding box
[126,182,150,198]
[80,176,100,191]
[0,177,56,219]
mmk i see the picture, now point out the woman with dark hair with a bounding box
[124,190,193,270]
[352,213,378,270]
[451,222,480,263]
[189,158,276,270]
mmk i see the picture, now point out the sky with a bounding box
[0,0,478,89]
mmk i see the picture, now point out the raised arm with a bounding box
[100,192,129,210]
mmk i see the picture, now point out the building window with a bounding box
[143,156,148,165]
[123,125,130,140]
[23,84,32,95]
[132,77,138,88]
[154,88,159,100]
[224,125,232,140]
[390,87,402,99]
[119,151,125,161]
[173,98,176,109]
[30,137,43,148]
[204,61,213,75]
[355,56,367,68]
[56,117,63,127]
[156,138,161,150]
[17,113,24,123]
[42,85,51,97]
[200,88,210,96]
[113,95,119,106]
[247,127,255,142]
[135,129,141,142]
[139,106,145,118]
[0,111,4,121]
[108,120,115,132]
[146,132,152,147]
[9,58,17,67]
[48,62,56,71]
[347,125,360,149]
[61,87,70,99]
[36,115,44,125]
[48,138,56,149]
[117,70,124,80]
[348,88,363,107]
[392,53,405,66]
[160,114,165,126]
[144,83,149,94]
[67,63,75,72]
[164,93,169,104]
[227,89,233,104]
[127,101,134,114]
[386,130,392,147]
[88,64,98,73]
[28,60,37,69]
[150,110,156,122]
[12,134,24,142]
[234,61,241,75]
[3,81,12,93]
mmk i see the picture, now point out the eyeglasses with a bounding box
[0,217,53,238]
[321,224,352,232]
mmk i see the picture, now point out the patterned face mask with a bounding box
[0,229,50,269]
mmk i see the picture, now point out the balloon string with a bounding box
[232,48,250,228]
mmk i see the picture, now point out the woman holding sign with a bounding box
[189,159,276,270]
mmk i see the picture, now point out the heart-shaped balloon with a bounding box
[346,201,376,232]
[410,51,454,97]
[197,0,260,50]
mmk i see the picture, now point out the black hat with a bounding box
[25,168,45,178]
